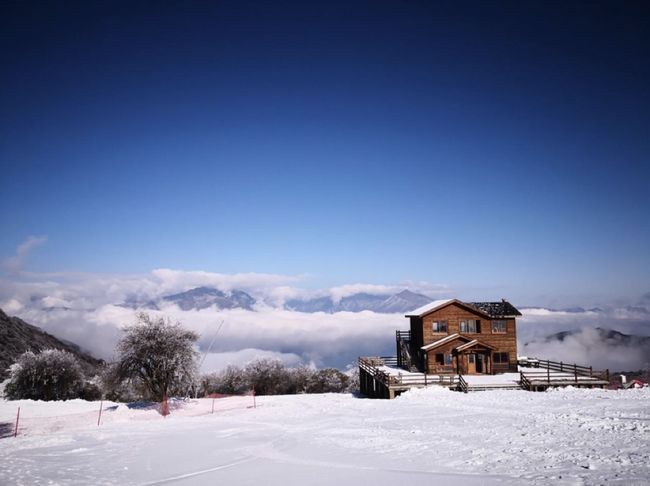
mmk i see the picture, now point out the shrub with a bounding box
[4,349,84,401]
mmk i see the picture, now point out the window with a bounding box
[432,320,447,333]
[460,319,481,333]
[468,354,475,364]
[491,320,507,333]
[493,352,509,364]
[435,353,444,365]
[444,353,453,365]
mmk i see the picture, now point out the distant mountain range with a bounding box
[120,287,256,311]
[119,287,432,314]
[535,327,650,347]
[0,308,102,380]
[285,289,432,313]
[519,306,605,313]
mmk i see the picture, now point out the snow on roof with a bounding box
[405,299,455,317]
[421,333,467,351]
[455,339,496,352]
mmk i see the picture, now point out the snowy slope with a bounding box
[1,388,649,485]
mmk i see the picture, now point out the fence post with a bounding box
[14,407,20,438]
[589,366,593,377]
[252,387,256,409]
[97,400,103,426]
[547,366,550,384]
[211,398,215,414]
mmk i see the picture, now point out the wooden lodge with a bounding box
[358,298,610,398]
[397,298,521,375]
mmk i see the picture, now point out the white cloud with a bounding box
[200,349,304,372]
[517,307,650,371]
[2,236,48,274]
[329,284,397,303]
[0,298,23,313]
[150,268,303,293]
[2,268,649,373]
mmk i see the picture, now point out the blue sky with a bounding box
[2,1,649,306]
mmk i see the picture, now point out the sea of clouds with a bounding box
[1,268,649,372]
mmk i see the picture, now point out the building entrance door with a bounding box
[475,353,484,373]
[467,353,476,374]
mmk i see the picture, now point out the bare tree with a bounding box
[114,313,199,401]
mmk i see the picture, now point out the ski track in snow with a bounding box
[0,387,649,485]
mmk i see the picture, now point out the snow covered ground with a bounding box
[1,387,649,485]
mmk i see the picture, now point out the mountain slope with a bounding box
[162,287,256,310]
[0,308,102,380]
[285,290,433,314]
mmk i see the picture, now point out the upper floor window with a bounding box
[493,352,509,364]
[432,320,447,333]
[491,320,507,333]
[460,319,481,333]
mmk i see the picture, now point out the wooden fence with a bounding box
[518,357,609,391]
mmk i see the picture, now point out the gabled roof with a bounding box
[455,339,496,352]
[406,299,458,317]
[421,333,470,351]
[406,298,521,318]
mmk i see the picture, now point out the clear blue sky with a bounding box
[1,1,649,304]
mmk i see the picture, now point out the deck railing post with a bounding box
[547,366,550,384]
[574,364,578,383]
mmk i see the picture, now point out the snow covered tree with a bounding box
[244,358,292,395]
[305,368,349,393]
[113,313,199,401]
[201,365,248,395]
[4,349,84,401]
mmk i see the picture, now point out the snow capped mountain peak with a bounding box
[119,287,256,311]
[285,289,433,314]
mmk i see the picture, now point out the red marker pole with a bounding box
[252,387,256,409]
[14,407,20,438]
[211,398,215,414]
[97,400,103,426]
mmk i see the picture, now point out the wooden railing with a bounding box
[457,374,469,393]
[358,356,457,389]
[519,357,609,382]
[520,372,531,390]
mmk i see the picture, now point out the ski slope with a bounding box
[1,386,648,485]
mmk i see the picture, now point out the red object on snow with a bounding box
[161,394,170,416]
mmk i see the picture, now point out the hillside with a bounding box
[0,309,102,380]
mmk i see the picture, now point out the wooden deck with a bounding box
[358,357,458,399]
[358,356,610,398]
[518,358,609,391]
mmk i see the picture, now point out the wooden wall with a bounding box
[418,303,518,372]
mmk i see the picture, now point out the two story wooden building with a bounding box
[397,299,522,375]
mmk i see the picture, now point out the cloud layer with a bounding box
[1,269,649,373]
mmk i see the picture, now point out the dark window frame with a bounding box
[491,320,507,334]
[432,320,447,333]
[460,319,481,333]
